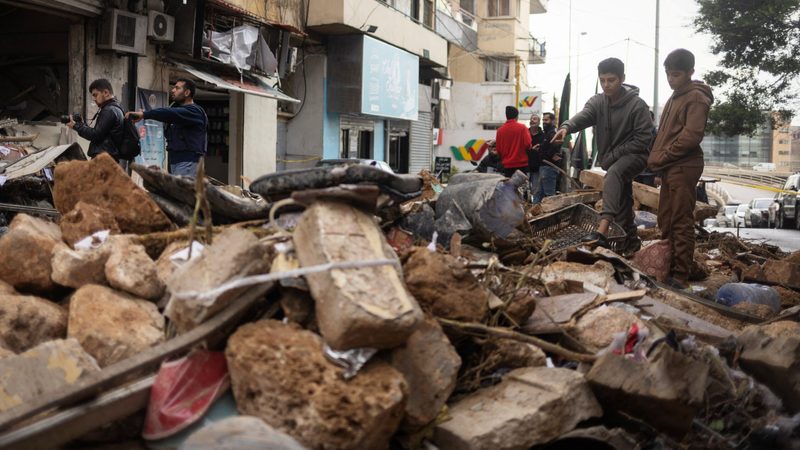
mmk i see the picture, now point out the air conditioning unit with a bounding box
[147,10,175,43]
[97,9,147,55]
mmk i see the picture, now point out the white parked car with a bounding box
[752,162,775,172]
[734,203,749,227]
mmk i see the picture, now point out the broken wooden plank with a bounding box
[0,134,37,143]
[579,170,719,220]
[0,282,275,433]
[540,191,602,213]
[0,376,154,450]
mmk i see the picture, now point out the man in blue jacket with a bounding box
[127,78,208,177]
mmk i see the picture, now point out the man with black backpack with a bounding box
[67,79,132,164]
[127,78,207,177]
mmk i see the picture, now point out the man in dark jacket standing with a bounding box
[534,112,559,203]
[648,49,713,289]
[495,106,531,178]
[67,79,124,162]
[528,115,543,201]
[127,78,208,177]
[552,58,652,254]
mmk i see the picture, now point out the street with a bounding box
[708,181,800,252]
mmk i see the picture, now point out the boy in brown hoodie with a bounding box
[648,49,714,289]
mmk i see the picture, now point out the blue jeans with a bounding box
[533,165,558,203]
[170,160,199,177]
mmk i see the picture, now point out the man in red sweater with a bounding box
[495,106,531,177]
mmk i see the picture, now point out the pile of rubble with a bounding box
[0,156,798,450]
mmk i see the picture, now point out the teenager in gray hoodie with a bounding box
[552,58,653,254]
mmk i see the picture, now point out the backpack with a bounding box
[108,103,142,160]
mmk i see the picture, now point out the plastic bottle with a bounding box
[715,283,781,313]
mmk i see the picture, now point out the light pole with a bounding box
[575,31,588,114]
[653,0,660,121]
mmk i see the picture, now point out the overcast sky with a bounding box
[527,0,800,125]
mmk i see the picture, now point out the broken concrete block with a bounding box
[0,214,62,293]
[68,284,165,367]
[105,238,164,301]
[165,229,271,334]
[738,323,800,412]
[586,347,710,437]
[50,242,110,289]
[154,240,191,286]
[0,294,67,353]
[294,201,422,350]
[180,416,307,450]
[433,367,602,450]
[743,259,800,290]
[0,338,100,412]
[524,293,597,334]
[540,261,616,292]
[59,200,121,246]
[571,306,647,353]
[226,320,407,450]
[403,247,489,323]
[390,318,461,430]
[483,338,546,373]
[503,290,537,325]
[52,153,172,234]
[0,280,16,295]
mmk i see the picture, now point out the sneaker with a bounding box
[621,235,642,257]
[580,231,609,249]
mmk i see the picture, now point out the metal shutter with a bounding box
[340,114,374,131]
[409,111,432,174]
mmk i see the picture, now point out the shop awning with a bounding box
[171,60,300,104]
[4,0,103,16]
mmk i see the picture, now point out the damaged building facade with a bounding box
[0,0,303,184]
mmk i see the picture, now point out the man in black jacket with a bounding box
[67,79,124,162]
[533,112,559,203]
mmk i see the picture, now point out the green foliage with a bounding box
[694,0,799,135]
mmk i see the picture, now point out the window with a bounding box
[484,58,510,82]
[460,0,475,25]
[423,0,434,28]
[779,139,788,144]
[779,150,790,155]
[482,124,501,130]
[487,0,510,16]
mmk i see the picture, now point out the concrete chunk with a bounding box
[390,318,461,430]
[0,294,67,353]
[226,320,407,450]
[165,228,271,334]
[0,338,100,413]
[586,347,710,437]
[571,306,647,353]
[68,284,165,367]
[104,237,164,301]
[433,367,602,450]
[180,416,307,450]
[51,242,110,288]
[403,248,489,323]
[52,153,171,234]
[293,201,422,350]
[0,214,62,293]
[59,201,121,246]
[738,322,800,412]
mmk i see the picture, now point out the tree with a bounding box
[694,0,799,136]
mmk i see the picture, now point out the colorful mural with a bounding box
[450,139,489,161]
[518,95,538,108]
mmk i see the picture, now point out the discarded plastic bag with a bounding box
[632,239,671,282]
[434,171,526,241]
[143,350,230,440]
[715,283,781,313]
[634,210,658,229]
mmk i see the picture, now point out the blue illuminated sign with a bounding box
[361,36,419,120]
